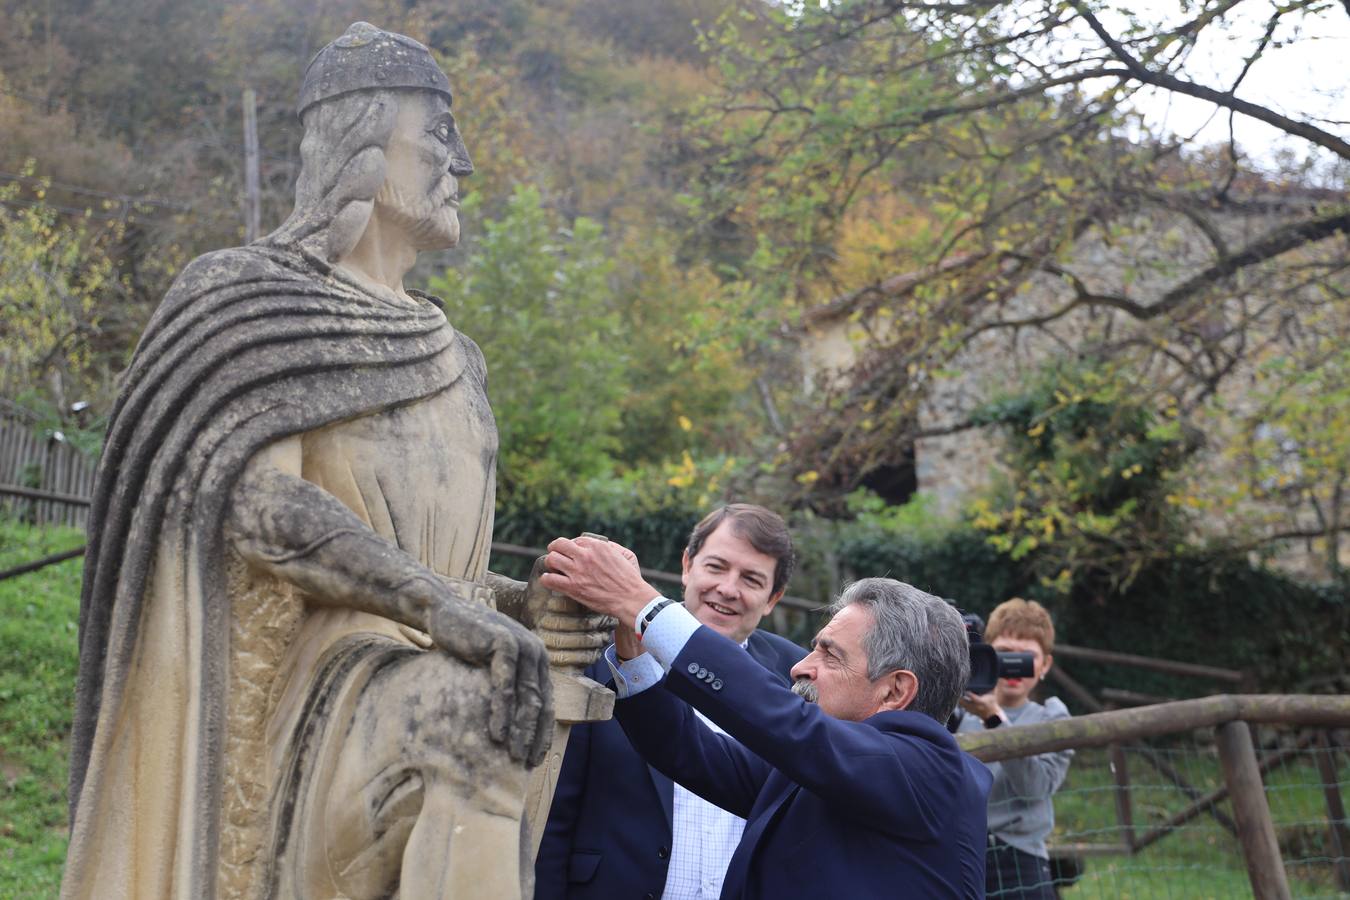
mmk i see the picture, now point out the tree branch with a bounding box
[883,66,1132,132]
[1235,522,1350,552]
[1070,0,1350,160]
[913,418,983,440]
[1144,209,1350,319]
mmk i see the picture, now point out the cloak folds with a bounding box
[63,243,473,899]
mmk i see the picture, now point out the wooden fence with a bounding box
[959,695,1350,899]
[0,418,96,529]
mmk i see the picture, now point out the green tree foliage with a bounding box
[1227,339,1350,578]
[430,186,624,501]
[687,1,1167,497]
[0,0,773,491]
[431,186,770,505]
[607,230,784,467]
[0,171,127,436]
[830,486,1349,693]
[969,363,1197,594]
[692,0,1349,574]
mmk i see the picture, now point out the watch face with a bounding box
[984,715,1004,729]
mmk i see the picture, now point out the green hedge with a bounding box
[490,495,702,581]
[493,494,1348,702]
[1054,555,1348,696]
[835,526,1023,612]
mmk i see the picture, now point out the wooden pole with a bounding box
[0,483,91,506]
[242,87,261,243]
[1109,743,1135,850]
[1314,730,1350,892]
[1101,687,1178,707]
[1054,643,1245,684]
[1216,720,1291,900]
[0,545,85,582]
[959,695,1350,763]
[1047,664,1105,712]
[1131,734,1314,852]
[1079,666,1238,837]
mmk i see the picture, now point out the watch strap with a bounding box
[636,598,677,639]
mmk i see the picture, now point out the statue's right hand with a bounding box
[425,598,553,768]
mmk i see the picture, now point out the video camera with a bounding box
[963,613,1036,695]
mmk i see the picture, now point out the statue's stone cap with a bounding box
[298,22,451,118]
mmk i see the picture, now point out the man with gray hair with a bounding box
[542,539,993,898]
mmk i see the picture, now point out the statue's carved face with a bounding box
[375,91,474,251]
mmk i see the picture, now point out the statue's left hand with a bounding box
[424,595,553,767]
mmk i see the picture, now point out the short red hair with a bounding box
[984,597,1055,656]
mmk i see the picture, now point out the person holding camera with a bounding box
[958,598,1073,899]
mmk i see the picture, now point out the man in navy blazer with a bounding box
[542,543,992,899]
[535,505,805,899]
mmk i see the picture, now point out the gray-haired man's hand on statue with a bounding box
[540,536,656,631]
[490,556,616,672]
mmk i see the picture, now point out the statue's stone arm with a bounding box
[224,450,552,767]
[483,571,529,620]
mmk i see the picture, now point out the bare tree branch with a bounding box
[1234,522,1350,552]
[1070,0,1350,160]
[1144,209,1350,320]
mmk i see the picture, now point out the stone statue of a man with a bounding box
[62,23,605,900]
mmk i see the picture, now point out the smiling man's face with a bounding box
[681,521,783,644]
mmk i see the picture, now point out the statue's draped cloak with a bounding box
[64,244,474,898]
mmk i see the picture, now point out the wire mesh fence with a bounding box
[976,724,1350,898]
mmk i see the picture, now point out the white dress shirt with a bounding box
[604,600,747,899]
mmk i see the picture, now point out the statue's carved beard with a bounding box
[374,174,458,249]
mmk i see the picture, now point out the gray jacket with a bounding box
[957,696,1073,858]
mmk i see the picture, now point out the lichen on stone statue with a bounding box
[61,22,609,900]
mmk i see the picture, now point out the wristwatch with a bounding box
[636,598,677,639]
[983,713,1005,729]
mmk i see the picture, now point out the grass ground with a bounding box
[0,520,83,896]
[1051,746,1350,899]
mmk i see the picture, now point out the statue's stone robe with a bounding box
[64,243,502,899]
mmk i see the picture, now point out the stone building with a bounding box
[797,188,1348,578]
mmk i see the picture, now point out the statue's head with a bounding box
[268,23,473,262]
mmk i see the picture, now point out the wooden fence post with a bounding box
[242,87,261,243]
[1216,720,1291,900]
[1313,730,1350,892]
[1109,743,1135,850]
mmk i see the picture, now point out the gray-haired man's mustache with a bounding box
[791,678,818,703]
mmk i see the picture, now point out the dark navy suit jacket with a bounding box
[535,629,805,899]
[613,626,992,899]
